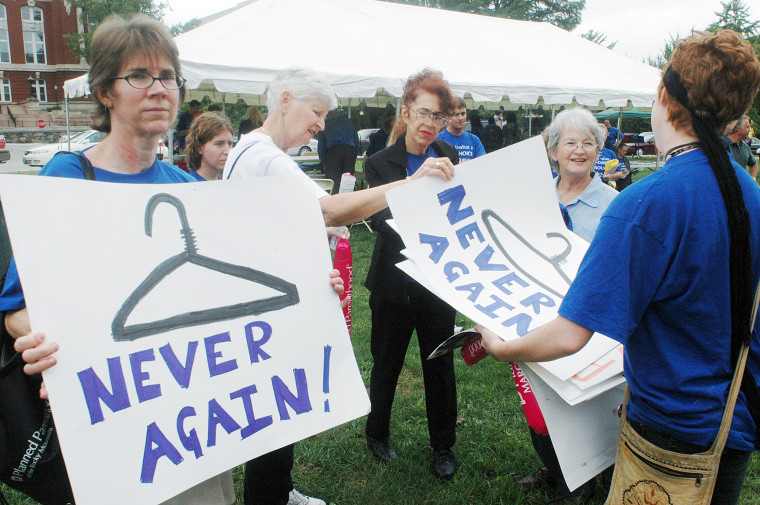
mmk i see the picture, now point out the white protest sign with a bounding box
[385,137,619,382]
[0,175,370,505]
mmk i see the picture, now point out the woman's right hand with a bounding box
[14,331,59,377]
[410,157,455,182]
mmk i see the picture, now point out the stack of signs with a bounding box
[385,136,626,490]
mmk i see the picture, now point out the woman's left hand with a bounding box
[329,269,350,308]
[410,157,455,182]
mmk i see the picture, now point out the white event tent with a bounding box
[174,0,662,110]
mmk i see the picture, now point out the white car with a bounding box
[286,137,318,157]
[23,130,170,167]
[23,130,107,167]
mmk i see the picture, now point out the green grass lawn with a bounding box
[3,169,759,505]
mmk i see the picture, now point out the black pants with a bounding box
[630,420,752,505]
[324,145,357,195]
[529,428,600,497]
[365,284,457,450]
[243,444,294,505]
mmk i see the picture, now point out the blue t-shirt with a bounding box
[406,145,439,177]
[605,126,622,149]
[437,129,485,161]
[559,149,760,451]
[592,147,620,182]
[189,170,206,181]
[0,151,194,312]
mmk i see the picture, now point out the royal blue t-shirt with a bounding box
[592,147,620,182]
[188,170,206,181]
[559,149,760,451]
[0,150,194,311]
[437,129,485,161]
[406,145,439,176]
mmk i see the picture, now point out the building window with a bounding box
[0,79,11,102]
[29,78,46,102]
[0,5,9,63]
[21,6,46,64]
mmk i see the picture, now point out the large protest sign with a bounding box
[385,136,625,488]
[0,175,369,505]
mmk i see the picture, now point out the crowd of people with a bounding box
[1,11,759,505]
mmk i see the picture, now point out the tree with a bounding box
[384,0,586,31]
[170,18,202,37]
[645,33,680,69]
[64,0,167,63]
[580,29,617,49]
[708,0,759,38]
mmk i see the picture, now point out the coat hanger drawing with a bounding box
[112,193,299,342]
[482,209,573,300]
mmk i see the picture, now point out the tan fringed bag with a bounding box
[604,284,760,505]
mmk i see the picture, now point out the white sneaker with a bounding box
[288,489,327,505]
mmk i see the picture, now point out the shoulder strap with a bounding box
[52,151,96,181]
[225,143,255,179]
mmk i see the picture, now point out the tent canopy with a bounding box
[175,0,661,109]
[594,107,651,120]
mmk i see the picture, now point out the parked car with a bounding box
[23,130,107,167]
[749,136,760,156]
[622,133,656,156]
[0,131,9,163]
[286,137,319,157]
[23,130,168,167]
[358,128,379,155]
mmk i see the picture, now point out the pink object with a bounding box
[510,363,548,435]
[460,334,488,365]
[333,238,353,336]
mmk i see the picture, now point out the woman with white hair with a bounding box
[223,68,455,505]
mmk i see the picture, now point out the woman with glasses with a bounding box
[363,68,460,480]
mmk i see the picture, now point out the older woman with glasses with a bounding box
[363,68,460,480]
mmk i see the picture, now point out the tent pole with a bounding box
[396,97,400,119]
[528,105,532,137]
[65,95,71,151]
[551,104,555,121]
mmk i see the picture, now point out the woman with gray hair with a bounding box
[223,68,455,505]
[515,107,618,503]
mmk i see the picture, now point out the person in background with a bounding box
[482,115,503,153]
[317,109,360,194]
[363,69,460,481]
[175,98,202,152]
[185,112,234,181]
[365,115,394,158]
[603,118,622,149]
[437,97,485,161]
[613,141,633,192]
[239,106,264,139]
[594,122,624,186]
[206,104,222,113]
[469,109,483,140]
[223,67,454,505]
[517,107,618,504]
[727,115,757,179]
[494,109,504,127]
[479,30,760,505]
[502,110,521,147]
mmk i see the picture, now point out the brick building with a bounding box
[0,0,87,118]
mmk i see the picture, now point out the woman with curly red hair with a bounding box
[363,69,460,479]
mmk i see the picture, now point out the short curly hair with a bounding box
[185,113,233,170]
[657,30,760,135]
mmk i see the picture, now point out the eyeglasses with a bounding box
[561,140,597,152]
[111,72,186,90]
[409,106,449,128]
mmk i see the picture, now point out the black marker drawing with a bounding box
[112,193,299,342]
[482,209,572,300]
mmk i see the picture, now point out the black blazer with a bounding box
[364,134,459,304]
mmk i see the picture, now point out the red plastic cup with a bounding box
[461,334,488,365]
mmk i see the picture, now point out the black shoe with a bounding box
[433,449,456,480]
[518,467,554,490]
[366,435,398,461]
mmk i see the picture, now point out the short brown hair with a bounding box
[185,113,233,170]
[658,30,760,135]
[390,68,455,142]
[89,14,184,132]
